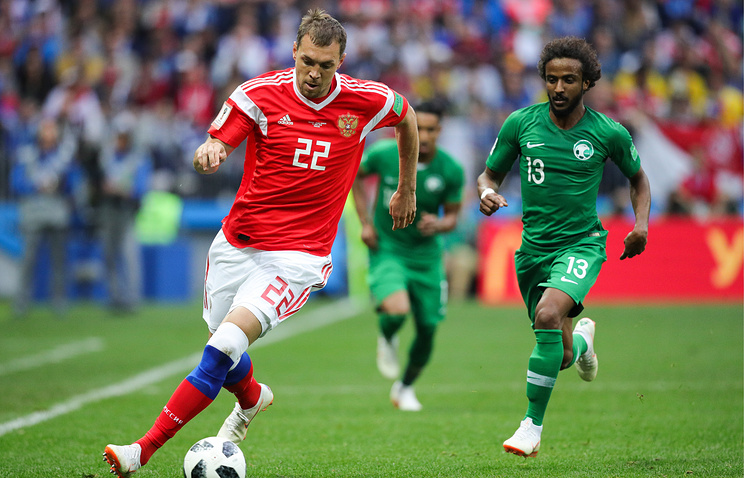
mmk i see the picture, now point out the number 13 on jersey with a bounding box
[526,156,544,184]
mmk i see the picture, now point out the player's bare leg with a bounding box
[560,318,574,370]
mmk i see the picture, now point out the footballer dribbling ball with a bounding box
[183,436,246,478]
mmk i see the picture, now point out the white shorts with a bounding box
[202,229,333,337]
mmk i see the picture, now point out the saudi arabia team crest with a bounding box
[337,114,359,137]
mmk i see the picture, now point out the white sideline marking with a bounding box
[0,298,366,437]
[272,380,742,396]
[0,337,105,376]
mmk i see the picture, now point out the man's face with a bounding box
[416,112,441,161]
[293,34,345,99]
[544,57,588,117]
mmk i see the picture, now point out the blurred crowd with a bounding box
[1,0,742,202]
[0,0,742,311]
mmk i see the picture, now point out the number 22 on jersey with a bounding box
[293,138,331,171]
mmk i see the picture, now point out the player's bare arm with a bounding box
[477,167,509,216]
[389,105,418,230]
[194,136,235,175]
[351,171,379,250]
[417,202,461,236]
[621,166,651,260]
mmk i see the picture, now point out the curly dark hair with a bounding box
[537,37,602,90]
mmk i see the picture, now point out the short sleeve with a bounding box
[485,111,521,173]
[207,98,257,148]
[609,123,641,178]
[371,90,409,131]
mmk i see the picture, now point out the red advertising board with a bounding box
[477,217,743,305]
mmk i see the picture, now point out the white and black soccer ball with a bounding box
[183,436,246,478]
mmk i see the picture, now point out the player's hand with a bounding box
[620,228,648,260]
[194,140,227,174]
[360,223,379,251]
[417,213,439,236]
[389,189,416,230]
[479,190,508,216]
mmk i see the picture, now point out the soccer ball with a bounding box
[183,436,246,478]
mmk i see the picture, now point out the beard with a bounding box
[549,90,584,117]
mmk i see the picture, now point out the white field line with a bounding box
[271,380,742,397]
[0,337,105,376]
[0,298,367,437]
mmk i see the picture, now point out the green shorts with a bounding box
[368,250,447,326]
[515,234,607,324]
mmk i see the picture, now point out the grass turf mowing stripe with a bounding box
[0,337,104,376]
[0,297,365,437]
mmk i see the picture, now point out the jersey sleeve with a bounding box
[370,89,409,131]
[485,111,521,172]
[207,97,257,148]
[608,122,642,178]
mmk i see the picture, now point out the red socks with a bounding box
[133,350,261,465]
[135,379,213,465]
[224,362,262,410]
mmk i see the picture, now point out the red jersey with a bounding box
[208,68,409,256]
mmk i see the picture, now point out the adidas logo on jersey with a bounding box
[278,114,293,126]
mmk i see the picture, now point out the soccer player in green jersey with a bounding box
[352,100,465,411]
[477,37,651,457]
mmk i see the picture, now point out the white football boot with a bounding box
[390,381,423,411]
[503,417,542,457]
[217,383,274,444]
[103,443,141,477]
[376,335,400,380]
[574,318,598,382]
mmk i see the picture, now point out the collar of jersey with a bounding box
[293,70,342,111]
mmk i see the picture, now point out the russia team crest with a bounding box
[337,114,359,137]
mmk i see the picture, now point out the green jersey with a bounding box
[486,103,641,254]
[361,139,464,262]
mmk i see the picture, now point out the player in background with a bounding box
[352,100,464,411]
[103,9,418,477]
[477,37,651,458]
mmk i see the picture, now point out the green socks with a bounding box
[523,328,590,425]
[379,313,406,341]
[568,332,588,368]
[525,329,563,426]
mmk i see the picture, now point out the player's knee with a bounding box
[380,291,410,316]
[207,322,250,364]
[380,303,410,316]
[534,307,562,330]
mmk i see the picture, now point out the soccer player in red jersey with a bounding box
[103,9,418,477]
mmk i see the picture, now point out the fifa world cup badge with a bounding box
[337,114,359,137]
[212,102,232,130]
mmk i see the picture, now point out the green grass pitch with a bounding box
[0,298,741,477]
